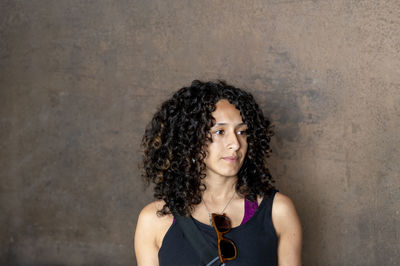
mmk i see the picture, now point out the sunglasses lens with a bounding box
[220,239,236,259]
[214,215,231,232]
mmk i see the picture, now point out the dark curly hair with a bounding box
[141,80,275,217]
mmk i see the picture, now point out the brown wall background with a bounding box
[1,0,399,265]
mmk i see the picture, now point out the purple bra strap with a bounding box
[172,198,259,225]
[240,198,259,225]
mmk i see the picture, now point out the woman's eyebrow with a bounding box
[214,122,247,127]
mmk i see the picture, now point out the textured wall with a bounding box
[1,0,399,265]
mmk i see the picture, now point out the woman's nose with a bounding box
[227,132,240,150]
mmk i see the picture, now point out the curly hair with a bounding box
[141,80,275,217]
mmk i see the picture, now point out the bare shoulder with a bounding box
[256,190,292,207]
[138,200,174,235]
[271,193,302,265]
[138,200,169,222]
[135,200,174,252]
[272,192,297,216]
[271,192,301,237]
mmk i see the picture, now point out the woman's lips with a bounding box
[222,156,238,162]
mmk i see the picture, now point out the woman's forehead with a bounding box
[211,99,244,125]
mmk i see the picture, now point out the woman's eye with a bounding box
[214,130,224,135]
[237,130,247,135]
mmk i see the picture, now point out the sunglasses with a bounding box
[211,213,237,263]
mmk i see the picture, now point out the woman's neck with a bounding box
[201,175,238,202]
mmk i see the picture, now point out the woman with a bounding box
[134,80,302,265]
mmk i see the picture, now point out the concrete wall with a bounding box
[1,0,399,265]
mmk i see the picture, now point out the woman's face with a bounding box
[203,99,248,179]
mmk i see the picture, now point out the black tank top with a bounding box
[158,189,278,266]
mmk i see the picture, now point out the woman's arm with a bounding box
[272,192,302,266]
[134,203,161,266]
